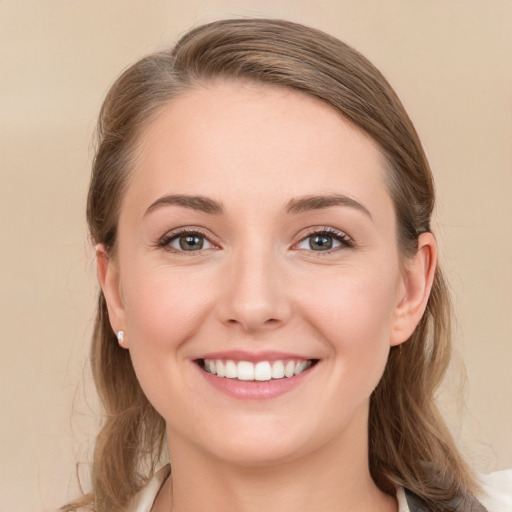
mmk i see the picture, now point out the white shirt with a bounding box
[125,465,512,512]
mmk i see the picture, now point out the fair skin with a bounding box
[97,81,436,512]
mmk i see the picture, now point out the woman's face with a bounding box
[99,81,432,466]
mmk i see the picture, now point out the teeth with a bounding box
[203,358,313,381]
[225,360,237,378]
[271,360,285,379]
[254,361,272,381]
[237,361,254,381]
[294,360,308,375]
[216,360,226,377]
[284,360,295,378]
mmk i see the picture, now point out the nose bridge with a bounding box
[219,237,290,332]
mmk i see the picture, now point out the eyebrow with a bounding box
[145,194,224,216]
[144,193,371,219]
[285,194,372,219]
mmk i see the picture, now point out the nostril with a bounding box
[227,317,278,325]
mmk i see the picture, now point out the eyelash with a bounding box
[157,227,217,255]
[294,226,354,254]
[156,226,354,254]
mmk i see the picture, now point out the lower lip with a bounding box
[196,363,316,400]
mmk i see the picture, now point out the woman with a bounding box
[64,18,510,512]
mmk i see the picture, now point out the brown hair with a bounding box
[65,18,476,511]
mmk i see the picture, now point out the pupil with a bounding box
[310,235,333,250]
[179,235,203,251]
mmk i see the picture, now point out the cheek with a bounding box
[118,265,217,421]
[302,266,398,346]
[122,263,211,340]
[119,264,216,392]
[299,264,400,389]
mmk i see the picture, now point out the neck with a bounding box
[156,419,397,512]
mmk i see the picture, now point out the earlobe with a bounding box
[95,244,127,345]
[390,232,437,346]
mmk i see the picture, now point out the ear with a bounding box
[390,232,437,346]
[96,244,128,347]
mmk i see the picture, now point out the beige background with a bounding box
[0,1,511,510]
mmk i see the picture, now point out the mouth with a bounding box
[196,358,319,382]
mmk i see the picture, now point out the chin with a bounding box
[188,412,339,469]
[208,436,312,468]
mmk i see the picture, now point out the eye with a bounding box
[160,230,216,253]
[295,228,353,252]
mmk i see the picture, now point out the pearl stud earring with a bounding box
[116,330,125,345]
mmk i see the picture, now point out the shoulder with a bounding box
[401,469,512,512]
[125,465,171,512]
[476,469,512,512]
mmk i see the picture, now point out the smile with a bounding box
[201,358,316,381]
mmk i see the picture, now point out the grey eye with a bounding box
[169,234,213,251]
[295,230,351,252]
[310,234,335,250]
[304,234,338,251]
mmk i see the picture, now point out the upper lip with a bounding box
[195,350,316,363]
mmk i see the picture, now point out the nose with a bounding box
[216,246,292,334]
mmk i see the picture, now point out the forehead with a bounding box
[126,81,392,220]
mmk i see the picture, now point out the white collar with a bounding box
[125,465,512,512]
